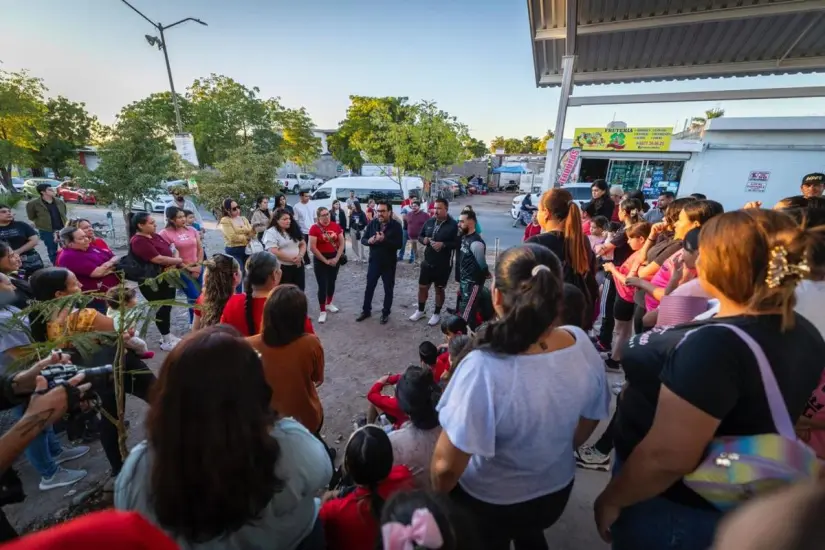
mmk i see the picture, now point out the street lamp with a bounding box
[121,0,207,134]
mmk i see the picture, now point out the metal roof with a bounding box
[528,0,825,87]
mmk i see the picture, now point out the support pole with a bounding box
[159,26,183,134]
[547,54,576,189]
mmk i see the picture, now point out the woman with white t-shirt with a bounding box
[262,208,306,291]
[431,243,610,550]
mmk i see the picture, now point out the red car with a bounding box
[57,182,96,205]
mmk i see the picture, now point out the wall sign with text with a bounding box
[573,127,673,152]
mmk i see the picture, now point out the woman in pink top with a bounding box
[160,206,203,324]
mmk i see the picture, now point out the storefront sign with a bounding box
[745,170,770,193]
[573,127,673,152]
[557,147,581,185]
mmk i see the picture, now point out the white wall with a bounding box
[677,147,824,211]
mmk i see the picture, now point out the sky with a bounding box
[3,0,825,144]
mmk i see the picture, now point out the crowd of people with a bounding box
[2,172,825,549]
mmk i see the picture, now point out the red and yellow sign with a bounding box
[573,127,673,152]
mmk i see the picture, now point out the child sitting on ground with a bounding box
[321,426,414,550]
[105,287,154,360]
[433,315,470,382]
[378,490,480,550]
[440,334,471,386]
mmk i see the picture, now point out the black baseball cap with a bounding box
[802,173,825,186]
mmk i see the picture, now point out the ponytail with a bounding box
[367,482,386,520]
[244,280,256,335]
[563,202,590,276]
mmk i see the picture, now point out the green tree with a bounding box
[489,136,506,154]
[521,136,540,154]
[34,96,96,178]
[503,138,524,154]
[0,70,47,189]
[72,120,182,225]
[330,96,413,172]
[196,144,282,214]
[117,91,191,139]
[465,137,487,158]
[188,74,269,166]
[537,130,554,154]
[277,106,321,169]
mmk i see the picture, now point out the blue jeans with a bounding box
[180,270,203,324]
[610,459,721,550]
[39,230,58,265]
[13,405,60,478]
[224,246,247,293]
[398,229,408,260]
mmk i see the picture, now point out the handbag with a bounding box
[682,323,821,511]
[245,239,264,255]
[338,253,348,266]
[116,251,161,284]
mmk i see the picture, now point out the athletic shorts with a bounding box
[613,297,636,322]
[419,262,451,287]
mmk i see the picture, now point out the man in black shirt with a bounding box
[25,184,66,265]
[456,209,491,329]
[357,200,403,324]
[0,206,43,277]
[410,198,458,326]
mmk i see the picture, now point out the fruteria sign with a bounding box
[573,127,673,152]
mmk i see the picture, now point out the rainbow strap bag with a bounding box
[682,324,821,511]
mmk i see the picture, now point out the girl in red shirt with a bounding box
[219,251,315,336]
[320,426,413,550]
[308,207,344,324]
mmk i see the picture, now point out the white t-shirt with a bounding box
[262,228,301,266]
[794,280,825,339]
[437,325,610,505]
[389,423,441,490]
[292,202,315,235]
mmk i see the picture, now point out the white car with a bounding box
[130,181,189,213]
[510,183,593,219]
[278,173,322,194]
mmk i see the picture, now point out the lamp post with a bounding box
[121,0,207,134]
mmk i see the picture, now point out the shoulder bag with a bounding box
[682,323,821,511]
[117,244,161,284]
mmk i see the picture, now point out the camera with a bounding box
[40,364,113,395]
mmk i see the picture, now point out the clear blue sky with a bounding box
[4,0,825,143]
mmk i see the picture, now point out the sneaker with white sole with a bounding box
[53,445,89,465]
[575,445,610,471]
[159,340,178,352]
[409,310,426,322]
[427,313,441,326]
[39,467,87,491]
[319,312,327,324]
[326,304,340,313]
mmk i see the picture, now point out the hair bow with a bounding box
[765,245,810,289]
[382,509,444,550]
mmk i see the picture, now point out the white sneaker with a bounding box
[409,310,426,322]
[326,304,340,313]
[428,313,442,326]
[319,312,327,324]
[39,467,87,491]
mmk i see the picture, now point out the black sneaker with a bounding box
[356,312,371,322]
[593,339,612,353]
[604,357,623,373]
[380,314,389,324]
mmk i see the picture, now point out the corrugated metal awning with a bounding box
[528,0,825,87]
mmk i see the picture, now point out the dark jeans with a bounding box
[451,481,574,550]
[313,254,340,309]
[362,260,397,316]
[302,234,310,265]
[281,263,306,291]
[611,459,720,550]
[71,346,156,475]
[38,230,58,265]
[594,410,616,455]
[296,515,325,550]
[599,274,617,347]
[137,280,176,335]
[224,246,248,292]
[0,510,16,542]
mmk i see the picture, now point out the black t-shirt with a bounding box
[0,221,36,250]
[610,227,632,265]
[615,314,825,509]
[44,200,64,231]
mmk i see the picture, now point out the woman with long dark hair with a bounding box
[115,326,332,549]
[349,201,368,263]
[595,209,825,550]
[431,244,609,550]
[250,196,271,242]
[0,241,32,310]
[28,267,157,480]
[320,425,414,550]
[273,193,294,217]
[329,199,348,233]
[527,188,599,330]
[263,208,306,290]
[128,212,183,350]
[192,253,240,332]
[159,206,203,325]
[308,207,344,324]
[218,198,253,292]
[584,179,615,220]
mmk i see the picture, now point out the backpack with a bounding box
[682,324,821,511]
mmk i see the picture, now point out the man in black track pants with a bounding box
[456,209,491,329]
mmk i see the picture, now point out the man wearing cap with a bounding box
[801,173,825,199]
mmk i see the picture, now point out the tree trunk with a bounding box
[0,166,11,189]
[122,208,132,236]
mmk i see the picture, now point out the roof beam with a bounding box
[538,56,825,85]
[535,0,825,40]
[565,0,577,55]
[567,86,825,106]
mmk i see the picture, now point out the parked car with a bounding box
[22,178,61,198]
[131,189,175,213]
[277,173,322,194]
[309,176,423,215]
[11,178,25,193]
[57,182,97,205]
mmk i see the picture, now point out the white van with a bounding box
[308,176,424,215]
